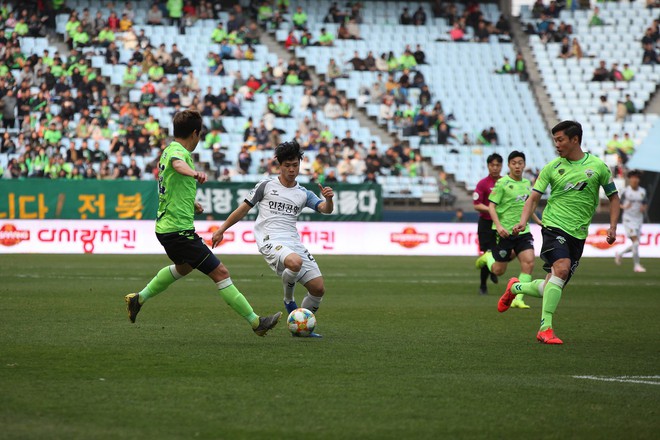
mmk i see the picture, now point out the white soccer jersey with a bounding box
[245,177,323,248]
[621,185,647,225]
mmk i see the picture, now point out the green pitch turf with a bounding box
[1,254,658,439]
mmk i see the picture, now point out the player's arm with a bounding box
[171,158,207,184]
[513,190,542,234]
[316,183,334,214]
[531,211,543,226]
[212,202,252,248]
[606,192,620,245]
[488,201,509,238]
[472,181,489,213]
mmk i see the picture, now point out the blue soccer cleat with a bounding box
[284,300,298,314]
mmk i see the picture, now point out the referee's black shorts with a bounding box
[477,218,496,253]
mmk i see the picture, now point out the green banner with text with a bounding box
[0,180,381,221]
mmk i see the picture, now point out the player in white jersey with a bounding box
[212,141,334,337]
[615,170,647,272]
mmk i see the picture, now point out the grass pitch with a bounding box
[1,254,659,439]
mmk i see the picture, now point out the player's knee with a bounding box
[285,254,303,272]
[553,265,570,280]
[310,285,325,296]
[492,265,505,276]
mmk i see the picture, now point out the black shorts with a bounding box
[493,232,535,262]
[477,218,496,252]
[156,230,221,275]
[539,226,585,285]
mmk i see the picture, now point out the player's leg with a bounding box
[301,276,325,314]
[204,257,281,336]
[630,232,645,272]
[282,252,303,312]
[125,232,194,323]
[511,237,535,309]
[615,228,633,265]
[476,219,493,294]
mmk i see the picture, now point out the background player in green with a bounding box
[476,151,541,310]
[124,110,281,336]
[498,121,620,345]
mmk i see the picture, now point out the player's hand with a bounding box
[194,202,203,215]
[318,183,334,199]
[496,225,509,239]
[606,227,617,245]
[211,230,224,248]
[194,171,207,184]
[511,223,525,235]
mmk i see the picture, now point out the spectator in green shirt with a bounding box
[72,25,90,48]
[167,0,183,27]
[318,28,334,46]
[97,26,116,47]
[14,18,28,36]
[622,63,634,81]
[257,2,274,24]
[148,65,165,82]
[211,22,227,43]
[43,123,63,145]
[398,49,417,70]
[588,6,604,26]
[292,6,307,30]
[204,128,222,149]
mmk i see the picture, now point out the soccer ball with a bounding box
[287,308,316,336]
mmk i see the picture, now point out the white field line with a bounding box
[573,375,660,386]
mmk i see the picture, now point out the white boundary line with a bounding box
[573,375,660,386]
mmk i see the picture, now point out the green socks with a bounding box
[139,265,180,304]
[512,278,544,298]
[540,276,565,331]
[515,273,532,302]
[486,252,495,272]
[217,278,260,328]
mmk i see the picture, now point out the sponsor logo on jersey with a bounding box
[472,192,479,201]
[0,224,30,246]
[390,227,429,248]
[556,235,566,245]
[271,190,279,196]
[275,245,282,251]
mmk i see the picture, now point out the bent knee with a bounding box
[285,254,303,272]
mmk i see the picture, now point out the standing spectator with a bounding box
[167,0,183,28]
[400,7,412,25]
[413,6,426,25]
[0,89,17,129]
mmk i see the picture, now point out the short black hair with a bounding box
[487,153,503,164]
[275,140,304,164]
[508,150,526,163]
[173,110,202,139]
[627,170,642,178]
[552,120,583,145]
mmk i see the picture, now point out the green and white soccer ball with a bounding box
[287,308,316,336]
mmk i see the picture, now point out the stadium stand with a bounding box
[1,0,658,205]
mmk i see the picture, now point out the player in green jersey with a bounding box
[476,151,541,310]
[498,121,620,344]
[125,110,281,336]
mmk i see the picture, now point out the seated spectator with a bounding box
[147,4,164,25]
[324,97,342,119]
[597,95,612,115]
[570,37,584,60]
[346,17,361,39]
[339,97,352,119]
[495,57,513,74]
[449,22,465,42]
[375,53,388,71]
[591,60,609,81]
[413,6,426,25]
[284,30,298,49]
[474,20,490,42]
[400,7,412,25]
[337,22,355,40]
[413,44,426,65]
[347,51,366,71]
[379,95,395,121]
[623,94,636,115]
[438,171,456,206]
[326,58,345,80]
[588,6,604,27]
[495,14,510,37]
[642,43,658,65]
[610,63,623,81]
[622,63,635,81]
[211,22,227,43]
[318,28,334,46]
[292,6,307,30]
